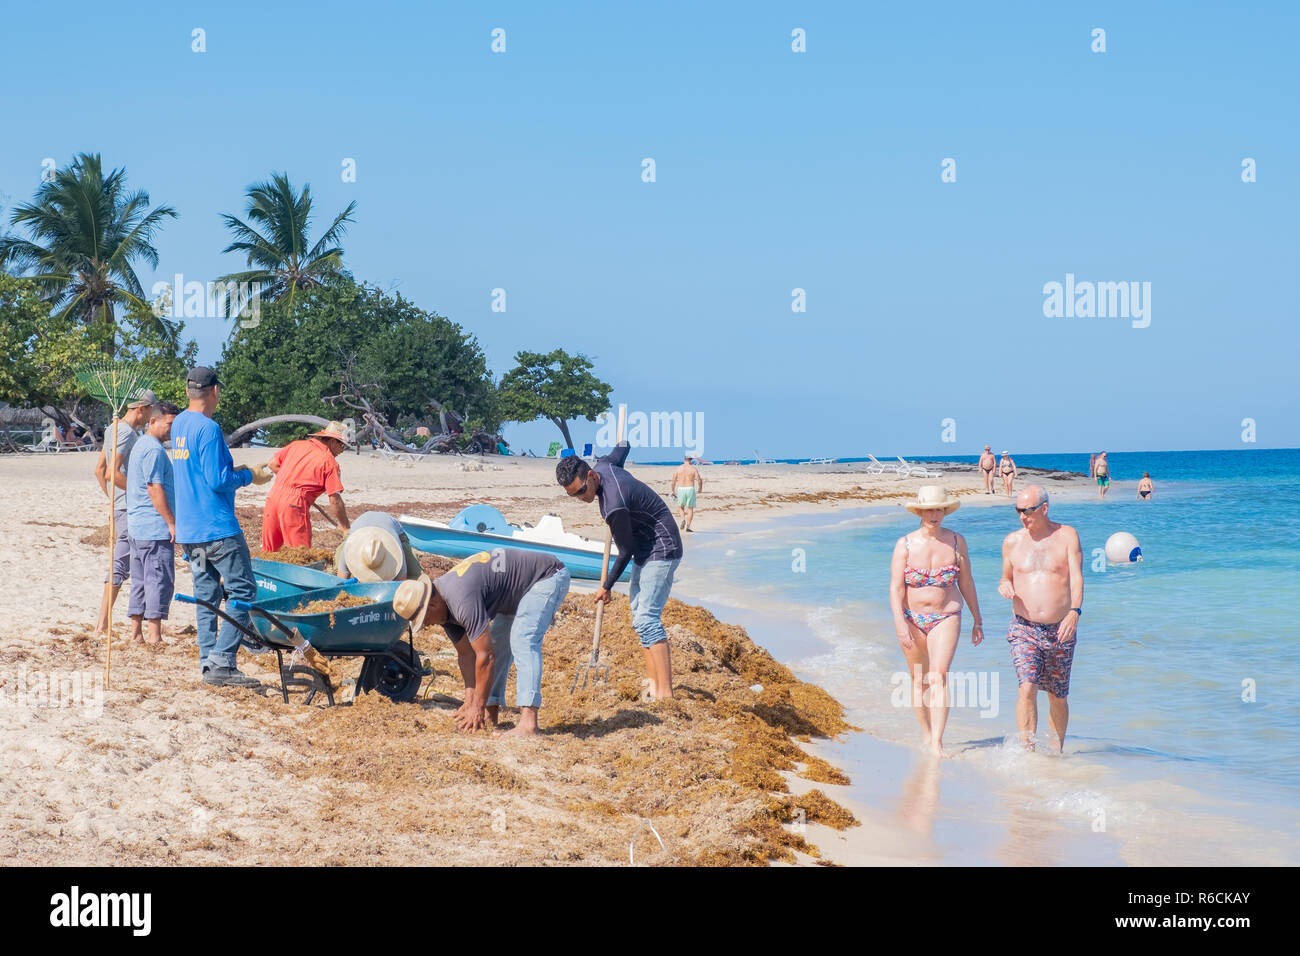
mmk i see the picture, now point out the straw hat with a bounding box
[338,526,404,581]
[393,574,433,629]
[310,421,353,445]
[904,485,961,515]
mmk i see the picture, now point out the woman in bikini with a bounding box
[889,486,985,756]
[999,451,1016,497]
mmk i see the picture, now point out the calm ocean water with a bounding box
[678,448,1300,864]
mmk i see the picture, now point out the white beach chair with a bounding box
[896,456,942,478]
[864,454,896,475]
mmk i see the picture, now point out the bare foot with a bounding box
[493,724,537,738]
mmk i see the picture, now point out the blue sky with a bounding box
[3,1,1296,459]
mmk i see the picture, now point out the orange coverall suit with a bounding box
[260,439,344,551]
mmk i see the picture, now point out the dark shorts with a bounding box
[1007,614,1076,698]
[104,509,131,586]
[128,538,176,620]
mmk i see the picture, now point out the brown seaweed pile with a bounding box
[291,594,376,615]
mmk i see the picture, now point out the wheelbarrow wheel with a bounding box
[358,640,423,704]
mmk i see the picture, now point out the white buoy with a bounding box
[1105,531,1142,563]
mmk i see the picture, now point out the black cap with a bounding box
[186,366,221,388]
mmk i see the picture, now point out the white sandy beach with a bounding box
[0,449,1097,865]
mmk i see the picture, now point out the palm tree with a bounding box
[0,154,177,336]
[218,172,356,311]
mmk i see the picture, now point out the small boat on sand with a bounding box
[398,505,630,582]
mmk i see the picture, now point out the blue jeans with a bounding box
[182,534,257,671]
[629,558,679,648]
[486,567,570,708]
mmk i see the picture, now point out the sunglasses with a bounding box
[1016,502,1046,515]
[565,475,591,497]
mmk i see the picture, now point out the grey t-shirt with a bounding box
[336,511,423,580]
[107,423,139,512]
[434,548,564,644]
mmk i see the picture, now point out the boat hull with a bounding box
[399,519,630,582]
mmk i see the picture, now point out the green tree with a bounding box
[0,154,177,342]
[496,349,612,449]
[218,172,356,312]
[0,274,196,426]
[215,277,495,442]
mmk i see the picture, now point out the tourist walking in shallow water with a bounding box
[889,486,984,757]
[1137,472,1155,500]
[998,485,1083,752]
[1093,450,1110,500]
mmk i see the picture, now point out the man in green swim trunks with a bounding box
[1093,450,1110,500]
[670,455,703,532]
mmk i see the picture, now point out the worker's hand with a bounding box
[166,520,176,543]
[250,463,274,485]
[593,588,611,605]
[233,464,250,473]
[455,704,487,732]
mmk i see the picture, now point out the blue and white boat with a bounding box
[398,505,630,582]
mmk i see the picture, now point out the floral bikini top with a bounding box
[903,532,961,588]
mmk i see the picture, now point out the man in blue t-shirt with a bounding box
[171,367,272,688]
[556,441,682,699]
[126,401,180,646]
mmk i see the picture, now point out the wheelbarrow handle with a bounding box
[173,593,270,650]
[239,602,306,646]
[176,593,198,604]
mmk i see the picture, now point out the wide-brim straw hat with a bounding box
[393,574,432,630]
[310,421,353,445]
[905,485,961,515]
[338,526,404,581]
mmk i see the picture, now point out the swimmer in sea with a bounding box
[1137,472,1154,500]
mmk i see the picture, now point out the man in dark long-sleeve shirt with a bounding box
[556,442,682,699]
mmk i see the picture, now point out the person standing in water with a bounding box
[889,486,984,757]
[1094,451,1111,499]
[998,485,1083,752]
[979,446,996,494]
[1137,472,1155,500]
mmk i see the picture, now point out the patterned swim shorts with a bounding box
[1006,614,1077,698]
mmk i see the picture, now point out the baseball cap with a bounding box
[126,388,158,409]
[186,366,221,388]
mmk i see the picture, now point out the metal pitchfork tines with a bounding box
[572,618,611,692]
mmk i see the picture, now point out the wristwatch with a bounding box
[1070,607,1082,617]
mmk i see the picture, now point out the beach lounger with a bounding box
[896,456,942,478]
[864,454,897,475]
[373,443,419,464]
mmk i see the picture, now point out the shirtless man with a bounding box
[979,446,996,494]
[997,485,1083,752]
[670,455,703,531]
[1137,472,1155,500]
[999,451,1017,497]
[1094,450,1110,500]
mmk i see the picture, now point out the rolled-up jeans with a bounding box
[486,567,570,708]
[181,534,257,671]
[629,557,679,648]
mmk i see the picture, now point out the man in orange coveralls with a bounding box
[260,421,352,551]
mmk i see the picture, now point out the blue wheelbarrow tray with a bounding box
[248,581,408,654]
[252,557,347,603]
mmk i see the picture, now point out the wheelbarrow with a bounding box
[251,557,355,603]
[176,580,426,706]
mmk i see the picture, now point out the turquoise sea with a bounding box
[675,448,1300,865]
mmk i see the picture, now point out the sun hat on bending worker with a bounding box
[904,485,961,515]
[310,421,353,446]
[337,526,404,581]
[392,574,433,630]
